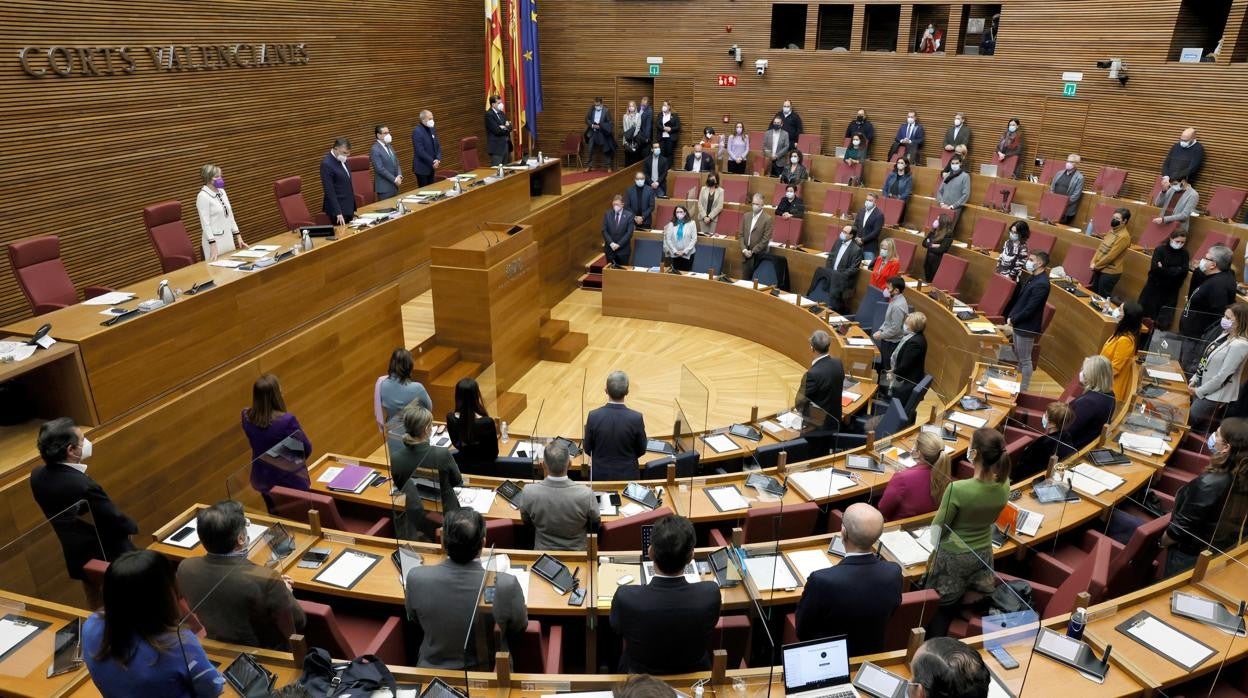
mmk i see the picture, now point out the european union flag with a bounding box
[520,0,543,139]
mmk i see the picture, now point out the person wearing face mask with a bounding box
[641,144,669,198]
[602,194,636,268]
[635,97,654,159]
[1161,418,1248,576]
[1090,207,1132,296]
[763,117,791,177]
[888,311,929,412]
[1101,301,1144,403]
[877,430,948,521]
[808,225,863,312]
[776,184,804,219]
[774,100,803,145]
[195,163,247,262]
[370,123,403,200]
[1057,355,1116,451]
[1161,127,1205,186]
[845,108,875,147]
[31,417,138,590]
[657,100,680,160]
[739,193,774,279]
[1002,251,1050,390]
[1049,153,1084,224]
[942,113,971,155]
[1013,402,1076,480]
[662,205,698,271]
[1181,245,1238,373]
[854,193,885,261]
[583,97,616,171]
[779,148,808,185]
[843,136,864,166]
[887,111,924,163]
[873,276,911,369]
[725,122,749,174]
[411,109,442,187]
[921,214,954,282]
[869,238,900,290]
[935,155,970,218]
[882,157,914,203]
[1139,231,1190,325]
[699,127,723,159]
[1187,303,1248,433]
[621,101,643,166]
[484,94,513,166]
[994,118,1023,178]
[626,172,657,229]
[697,176,724,235]
[319,137,356,226]
[995,220,1030,280]
[1152,174,1199,234]
[683,142,715,174]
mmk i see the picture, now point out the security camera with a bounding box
[728,44,742,65]
[755,59,768,76]
[1108,59,1128,85]
[1095,60,1112,69]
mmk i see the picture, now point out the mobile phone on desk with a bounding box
[298,547,331,569]
[987,645,1019,670]
[568,587,586,606]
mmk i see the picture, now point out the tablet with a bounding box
[223,653,275,697]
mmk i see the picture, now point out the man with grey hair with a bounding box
[798,329,845,429]
[517,440,600,550]
[1180,243,1239,373]
[1050,153,1084,224]
[584,371,648,481]
[411,109,441,186]
[794,503,901,655]
[942,112,971,154]
[739,192,773,279]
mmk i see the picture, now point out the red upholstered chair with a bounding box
[931,255,968,296]
[143,201,196,273]
[718,209,743,237]
[268,486,392,537]
[993,154,1020,180]
[971,274,1016,323]
[1028,231,1056,255]
[598,507,674,551]
[1037,159,1064,186]
[773,181,801,206]
[751,131,766,149]
[298,600,405,665]
[1192,230,1240,265]
[797,134,822,156]
[460,137,480,170]
[939,150,956,170]
[834,160,862,185]
[1014,373,1082,430]
[708,502,820,547]
[888,144,908,164]
[672,174,700,200]
[653,202,676,227]
[1093,167,1127,198]
[85,560,205,633]
[894,239,917,273]
[774,216,803,247]
[1060,244,1097,286]
[1037,191,1069,224]
[752,154,768,177]
[983,182,1017,211]
[822,227,843,252]
[821,189,853,219]
[970,217,1006,251]
[922,201,949,231]
[722,178,750,205]
[501,621,563,673]
[712,616,751,669]
[1031,301,1057,366]
[346,155,375,208]
[7,235,111,316]
[560,132,582,168]
[434,518,516,549]
[274,176,330,230]
[1089,201,1118,236]
[1137,220,1178,251]
[1147,175,1167,207]
[876,196,904,226]
[434,169,459,182]
[1205,186,1247,221]
[1031,514,1171,598]
[783,589,939,651]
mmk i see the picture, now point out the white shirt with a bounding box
[771,130,781,153]
[593,107,602,124]
[811,354,829,367]
[62,461,87,474]
[661,112,672,137]
[651,157,660,181]
[833,241,850,269]
[691,154,704,172]
[749,211,763,240]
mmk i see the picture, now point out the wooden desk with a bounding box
[0,594,91,697]
[0,339,96,470]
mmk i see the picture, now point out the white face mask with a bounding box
[1009,232,1019,242]
[382,133,392,144]
[695,150,703,158]
[864,200,875,210]
[1170,240,1184,250]
[879,250,888,259]
[1078,370,1086,384]
[931,220,940,229]
[1179,139,1193,148]
[1222,316,1234,331]
[852,139,861,146]
[676,211,686,220]
[790,156,799,163]
[1008,124,1018,133]
[426,119,435,128]
[636,179,645,187]
[736,126,743,134]
[1111,307,1122,320]
[782,106,792,115]
[954,118,962,127]
[80,437,93,462]
[950,163,961,172]
[1064,162,1074,170]
[1041,415,1050,430]
[906,117,916,125]
[1199,258,1211,272]
[496,102,504,111]
[613,204,623,212]
[652,149,661,156]
[336,152,348,163]
[786,192,795,200]
[662,106,670,113]
[1025,260,1037,273]
[840,232,851,242]
[753,204,763,213]
[896,165,906,172]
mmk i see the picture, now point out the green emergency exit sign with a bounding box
[1062,82,1077,97]
[649,64,660,76]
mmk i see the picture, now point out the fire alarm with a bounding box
[722,114,730,123]
[725,24,733,32]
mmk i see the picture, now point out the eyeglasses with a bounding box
[906,682,924,697]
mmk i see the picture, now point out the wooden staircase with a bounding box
[578,254,608,290]
[539,317,588,363]
[411,344,526,421]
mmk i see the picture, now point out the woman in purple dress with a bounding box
[240,374,313,508]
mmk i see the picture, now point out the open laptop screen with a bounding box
[783,636,851,693]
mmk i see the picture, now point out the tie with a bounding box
[1164,190,1180,216]
[907,124,913,140]
[616,211,621,226]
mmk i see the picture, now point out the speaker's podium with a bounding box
[430,223,541,393]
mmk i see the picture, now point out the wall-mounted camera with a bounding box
[755,59,768,76]
[727,44,742,66]
[1095,58,1129,86]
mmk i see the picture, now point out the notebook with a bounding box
[326,465,375,493]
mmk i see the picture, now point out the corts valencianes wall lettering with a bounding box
[18,43,310,77]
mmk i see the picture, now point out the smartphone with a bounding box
[170,526,195,542]
[484,586,496,604]
[987,645,1019,670]
[298,548,331,569]
[370,476,390,488]
[568,587,586,606]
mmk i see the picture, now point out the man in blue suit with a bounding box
[602,195,635,268]
[887,111,925,163]
[411,109,442,187]
[795,503,901,656]
[626,172,657,229]
[583,371,647,481]
[636,96,654,161]
[1005,250,1051,391]
[320,137,355,225]
[370,124,402,200]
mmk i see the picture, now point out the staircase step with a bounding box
[495,391,528,423]
[543,331,588,363]
[411,345,460,385]
[580,273,603,290]
[539,319,570,351]
[427,360,483,414]
[588,255,608,274]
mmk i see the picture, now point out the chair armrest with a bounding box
[314,212,332,226]
[171,254,195,268]
[364,516,394,538]
[709,528,731,549]
[354,194,366,209]
[1029,551,1075,590]
[1081,529,1124,556]
[783,612,798,646]
[362,615,406,666]
[83,286,114,299]
[544,622,563,673]
[34,301,70,315]
[1015,391,1052,412]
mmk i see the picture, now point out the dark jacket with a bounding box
[642,153,669,189]
[845,118,875,145]
[1169,471,1232,554]
[626,185,657,228]
[794,554,903,656]
[391,441,463,514]
[30,463,138,580]
[610,576,721,675]
[637,106,654,145]
[891,332,928,403]
[1139,244,1190,320]
[1009,271,1050,335]
[922,232,953,282]
[800,355,845,427]
[882,172,913,201]
[602,208,636,248]
[584,403,647,481]
[484,108,512,158]
[1013,434,1072,481]
[854,207,885,254]
[1161,141,1206,183]
[683,152,716,173]
[585,105,615,152]
[319,152,355,221]
[446,413,499,472]
[177,554,306,650]
[1182,269,1238,338]
[776,196,805,219]
[775,109,804,144]
[411,124,442,177]
[1059,390,1115,451]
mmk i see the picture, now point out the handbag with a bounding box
[298,648,398,697]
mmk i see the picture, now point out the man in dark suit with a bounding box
[797,330,845,429]
[411,109,442,187]
[683,143,715,174]
[774,99,804,146]
[319,137,355,225]
[602,195,635,268]
[845,108,875,148]
[641,145,669,198]
[584,97,615,171]
[626,173,657,229]
[807,225,862,313]
[942,113,972,155]
[176,500,306,650]
[370,124,402,200]
[583,371,647,481]
[853,192,885,261]
[610,514,721,674]
[484,95,512,166]
[636,97,654,157]
[796,503,901,655]
[740,193,774,279]
[30,418,137,585]
[1180,244,1238,373]
[1004,250,1051,391]
[888,111,925,163]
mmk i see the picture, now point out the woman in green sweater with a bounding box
[926,427,1012,637]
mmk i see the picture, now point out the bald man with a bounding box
[794,503,902,655]
[1161,127,1205,185]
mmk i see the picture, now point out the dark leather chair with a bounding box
[7,235,111,315]
[273,176,331,230]
[143,200,196,272]
[461,137,481,170]
[346,155,376,207]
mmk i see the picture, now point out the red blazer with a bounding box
[869,256,900,290]
[877,463,939,521]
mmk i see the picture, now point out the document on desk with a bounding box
[732,280,757,289]
[789,469,856,499]
[701,433,740,454]
[208,259,246,268]
[705,485,751,512]
[456,487,497,514]
[618,502,647,518]
[786,549,833,582]
[1119,432,1168,455]
[314,550,382,589]
[498,567,532,604]
[986,377,1022,395]
[776,411,805,430]
[1070,463,1125,491]
[879,530,932,567]
[1119,612,1216,670]
[1146,368,1185,383]
[743,554,801,591]
[845,336,875,347]
[966,321,999,335]
[0,343,36,362]
[230,249,271,259]
[0,615,42,662]
[948,411,988,429]
[249,245,280,252]
[317,466,344,484]
[82,291,136,305]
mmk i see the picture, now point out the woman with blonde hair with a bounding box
[876,431,950,520]
[1057,355,1116,451]
[196,163,247,262]
[1188,303,1248,434]
[391,403,461,512]
[869,238,901,290]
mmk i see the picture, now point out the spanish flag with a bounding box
[485,0,505,109]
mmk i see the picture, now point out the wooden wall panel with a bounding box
[532,0,1248,212]
[0,0,483,325]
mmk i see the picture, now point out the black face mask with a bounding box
[707,180,718,187]
[856,115,865,122]
[1111,218,1123,228]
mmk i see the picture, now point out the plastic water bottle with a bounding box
[538,151,544,162]
[1068,607,1087,640]
[1085,218,1095,236]
[301,231,313,252]
[500,421,509,443]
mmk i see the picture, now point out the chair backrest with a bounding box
[269,486,346,530]
[654,202,676,227]
[1192,230,1239,265]
[893,239,917,274]
[902,374,934,418]
[875,398,908,439]
[673,174,699,198]
[983,182,1017,211]
[1089,202,1117,236]
[876,196,904,226]
[1137,220,1178,250]
[853,287,886,332]
[434,169,458,182]
[7,235,77,315]
[298,601,358,659]
[1107,513,1170,596]
[885,589,940,651]
[797,134,821,155]
[743,501,820,543]
[691,244,726,275]
[461,137,480,170]
[773,181,800,206]
[755,438,810,468]
[561,132,581,155]
[598,506,674,551]
[939,150,956,170]
[491,456,538,479]
[750,131,766,149]
[922,201,948,231]
[1037,159,1063,186]
[641,451,699,479]
[1037,191,1068,224]
[633,239,664,268]
[751,154,767,176]
[722,178,750,205]
[834,161,862,185]
[346,155,375,206]
[1147,175,1166,206]
[970,217,1006,250]
[1057,372,1084,402]
[888,143,907,164]
[1206,186,1247,220]
[718,209,743,236]
[1044,535,1113,617]
[774,217,802,247]
[931,254,968,295]
[1060,245,1096,286]
[1028,231,1056,255]
[821,189,853,218]
[751,258,779,286]
[822,228,841,253]
[274,176,315,230]
[143,200,196,273]
[977,274,1017,318]
[1040,302,1057,333]
[995,154,1019,179]
[1093,167,1127,198]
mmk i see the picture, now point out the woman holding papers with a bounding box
[241,374,313,509]
[391,404,462,515]
[926,427,1011,637]
[1057,356,1116,451]
[877,431,949,520]
[196,163,247,262]
[1100,301,1143,403]
[1188,303,1248,434]
[662,205,698,271]
[1161,418,1248,575]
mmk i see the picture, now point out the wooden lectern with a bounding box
[430,224,541,392]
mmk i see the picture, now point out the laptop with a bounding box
[1008,203,1029,219]
[783,635,859,698]
[979,163,999,178]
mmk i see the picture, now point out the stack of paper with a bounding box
[619,502,647,518]
[789,469,857,498]
[966,322,998,335]
[1119,432,1168,455]
[706,486,750,511]
[1071,463,1125,491]
[0,616,41,658]
[1146,368,1185,382]
[908,526,937,553]
[880,446,918,468]
[456,487,497,514]
[842,391,861,406]
[879,530,932,566]
[208,259,246,268]
[82,291,136,305]
[786,549,834,581]
[742,555,800,591]
[759,420,785,435]
[948,411,988,429]
[846,336,875,347]
[732,279,757,289]
[986,377,1022,395]
[231,249,271,259]
[701,433,739,454]
[777,411,805,430]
